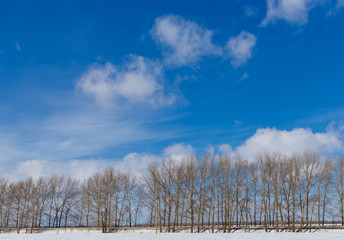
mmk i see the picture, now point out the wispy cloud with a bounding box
[6,122,344,180]
[239,72,249,82]
[234,120,243,127]
[337,0,344,8]
[16,41,21,51]
[243,6,258,17]
[0,101,186,174]
[327,0,344,16]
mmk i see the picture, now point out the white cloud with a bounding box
[14,160,50,180]
[261,0,320,26]
[113,143,195,176]
[225,31,257,68]
[151,15,222,67]
[0,103,185,172]
[239,72,249,82]
[326,0,344,16]
[0,131,27,163]
[219,144,236,159]
[337,0,344,8]
[234,120,243,126]
[8,155,161,180]
[78,55,179,108]
[244,6,259,17]
[16,41,21,51]
[7,143,194,180]
[8,159,107,180]
[235,126,343,161]
[115,153,161,176]
[163,143,195,162]
[32,110,158,160]
[6,123,344,179]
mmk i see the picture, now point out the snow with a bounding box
[0,231,343,240]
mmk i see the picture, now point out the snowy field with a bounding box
[0,231,343,240]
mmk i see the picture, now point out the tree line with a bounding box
[1,152,344,233]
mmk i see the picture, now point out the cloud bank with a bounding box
[9,124,344,179]
[8,143,195,180]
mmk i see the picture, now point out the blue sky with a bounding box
[1,0,344,178]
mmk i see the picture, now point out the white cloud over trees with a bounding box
[230,125,343,161]
[8,123,344,180]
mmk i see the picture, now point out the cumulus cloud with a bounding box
[163,143,195,162]
[261,0,320,26]
[115,153,161,176]
[219,144,236,159]
[107,143,195,176]
[151,15,222,67]
[77,55,179,108]
[235,126,343,161]
[225,31,257,68]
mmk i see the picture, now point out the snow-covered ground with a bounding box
[0,231,343,240]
